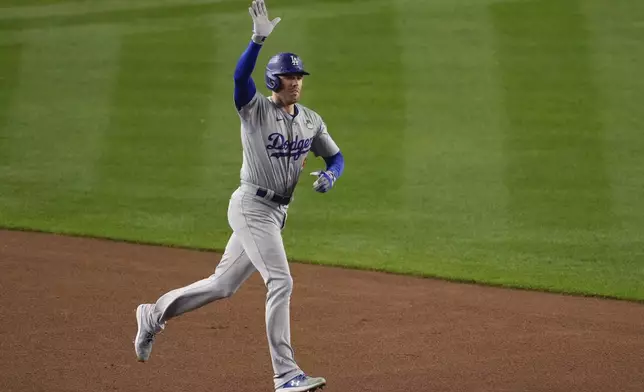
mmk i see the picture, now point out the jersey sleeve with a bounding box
[237,91,270,131]
[310,120,340,158]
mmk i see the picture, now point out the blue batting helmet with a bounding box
[265,52,310,92]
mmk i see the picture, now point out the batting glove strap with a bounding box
[251,34,267,44]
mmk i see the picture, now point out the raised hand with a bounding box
[249,0,281,42]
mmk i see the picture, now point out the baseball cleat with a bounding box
[134,303,164,362]
[275,374,326,392]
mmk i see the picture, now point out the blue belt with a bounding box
[256,188,291,205]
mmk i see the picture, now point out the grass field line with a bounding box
[0,0,223,20]
[3,224,642,304]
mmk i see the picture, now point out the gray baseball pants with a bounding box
[149,185,302,388]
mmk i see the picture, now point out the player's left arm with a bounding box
[323,151,345,180]
[233,41,262,111]
[310,121,344,193]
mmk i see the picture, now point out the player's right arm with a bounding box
[233,0,281,111]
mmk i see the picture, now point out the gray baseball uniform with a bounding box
[149,91,340,388]
[239,91,339,196]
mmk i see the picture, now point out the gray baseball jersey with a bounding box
[237,91,340,197]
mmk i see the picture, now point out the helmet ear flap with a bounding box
[265,72,281,92]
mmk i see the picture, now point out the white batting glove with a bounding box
[310,171,336,193]
[248,0,281,43]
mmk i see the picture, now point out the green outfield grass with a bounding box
[1,0,643,300]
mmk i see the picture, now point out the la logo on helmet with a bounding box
[290,55,299,66]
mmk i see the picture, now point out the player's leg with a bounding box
[134,232,256,362]
[152,232,256,323]
[228,192,310,389]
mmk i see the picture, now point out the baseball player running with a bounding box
[133,1,344,391]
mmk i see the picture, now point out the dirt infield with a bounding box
[1,229,643,392]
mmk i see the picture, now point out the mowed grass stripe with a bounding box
[394,2,511,275]
[0,32,119,228]
[584,1,644,243]
[0,44,22,159]
[0,0,362,31]
[0,43,24,217]
[0,1,238,31]
[491,0,612,232]
[0,0,219,19]
[94,26,218,243]
[480,0,644,299]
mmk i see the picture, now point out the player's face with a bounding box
[278,74,304,104]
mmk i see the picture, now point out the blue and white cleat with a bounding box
[276,374,326,392]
